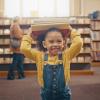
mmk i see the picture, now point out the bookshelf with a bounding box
[91,19,100,63]
[0,17,36,74]
[0,17,93,77]
[68,17,92,72]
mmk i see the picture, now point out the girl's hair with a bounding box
[37,27,65,51]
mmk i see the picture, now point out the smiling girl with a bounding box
[20,24,83,100]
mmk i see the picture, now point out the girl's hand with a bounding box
[28,27,37,41]
[10,17,20,33]
[10,18,23,39]
[67,24,72,37]
[68,24,73,31]
[27,27,33,37]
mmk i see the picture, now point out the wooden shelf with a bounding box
[0,34,10,38]
[71,70,94,75]
[71,24,90,28]
[77,53,91,56]
[0,44,10,48]
[92,40,100,42]
[91,29,100,31]
[0,62,35,64]
[70,63,91,70]
[0,43,36,47]
[92,50,100,52]
[91,19,100,21]
[92,62,100,67]
[92,60,100,62]
[0,24,31,29]
[0,54,12,57]
[0,70,94,77]
[67,42,91,45]
[80,33,91,36]
[71,62,91,64]
[83,43,91,47]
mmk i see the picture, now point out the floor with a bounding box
[0,67,100,100]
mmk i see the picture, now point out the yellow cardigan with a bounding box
[20,29,83,87]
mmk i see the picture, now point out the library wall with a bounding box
[0,0,4,16]
[70,0,100,16]
[70,0,81,16]
[0,0,100,17]
[0,0,81,17]
[81,0,100,16]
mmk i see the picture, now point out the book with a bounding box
[31,23,70,38]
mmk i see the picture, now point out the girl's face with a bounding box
[43,31,65,56]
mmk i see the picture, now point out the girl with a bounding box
[20,24,83,100]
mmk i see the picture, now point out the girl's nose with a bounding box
[53,42,58,46]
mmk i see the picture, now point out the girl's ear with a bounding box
[42,41,47,48]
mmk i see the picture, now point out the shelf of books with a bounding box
[0,17,93,77]
[66,16,93,74]
[91,19,100,67]
[0,17,37,75]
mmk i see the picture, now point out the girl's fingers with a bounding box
[68,25,72,30]
[27,28,32,36]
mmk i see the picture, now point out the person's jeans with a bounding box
[7,53,24,79]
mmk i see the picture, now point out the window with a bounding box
[4,0,70,17]
[5,0,20,17]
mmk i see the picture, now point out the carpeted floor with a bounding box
[0,67,100,100]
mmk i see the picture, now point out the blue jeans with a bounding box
[7,53,24,79]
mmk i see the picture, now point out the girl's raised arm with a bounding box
[64,26,83,60]
[20,26,41,61]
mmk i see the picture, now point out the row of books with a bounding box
[0,58,12,63]
[80,47,91,53]
[0,46,91,55]
[77,28,91,34]
[69,18,90,24]
[67,37,91,44]
[0,38,91,46]
[0,19,11,25]
[0,56,91,64]
[0,17,90,25]
[0,18,67,25]
[71,56,91,63]
[0,39,10,45]
[0,29,10,35]
[82,37,91,43]
[0,29,28,35]
[92,42,100,50]
[0,48,11,54]
[91,31,100,40]
[0,58,34,63]
[0,28,91,35]
[93,52,100,61]
[0,18,34,25]
[91,21,100,30]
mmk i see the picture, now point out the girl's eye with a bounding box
[57,40,62,43]
[48,39,62,43]
[49,40,54,43]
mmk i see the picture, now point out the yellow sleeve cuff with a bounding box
[22,35,33,43]
[71,29,80,39]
